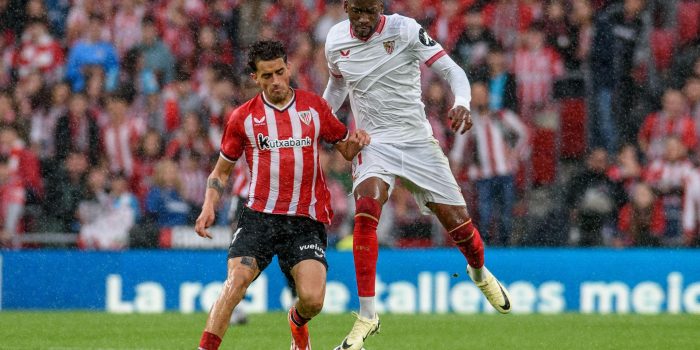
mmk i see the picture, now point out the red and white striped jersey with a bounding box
[220,89,348,224]
[683,170,700,239]
[643,158,695,189]
[513,47,564,116]
[102,121,140,177]
[638,112,698,161]
[449,109,529,181]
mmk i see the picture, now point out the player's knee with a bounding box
[355,196,382,220]
[298,292,324,316]
[223,272,253,299]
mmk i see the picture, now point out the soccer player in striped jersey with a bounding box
[195,40,370,350]
[323,2,512,349]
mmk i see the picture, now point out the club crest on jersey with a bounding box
[297,110,312,125]
[383,40,395,54]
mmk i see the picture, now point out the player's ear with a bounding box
[250,72,259,85]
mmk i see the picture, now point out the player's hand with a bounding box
[448,106,472,134]
[351,129,371,148]
[195,206,215,239]
[339,129,371,161]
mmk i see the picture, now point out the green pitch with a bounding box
[0,312,698,349]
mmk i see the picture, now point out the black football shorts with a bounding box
[228,207,328,281]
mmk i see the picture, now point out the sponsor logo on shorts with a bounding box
[299,243,325,258]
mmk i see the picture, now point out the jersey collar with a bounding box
[350,15,386,42]
[261,88,296,112]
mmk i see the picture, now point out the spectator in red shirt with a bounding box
[483,0,535,51]
[0,124,43,202]
[162,1,197,63]
[638,89,697,161]
[643,137,695,245]
[112,0,145,58]
[683,76,700,139]
[165,113,215,169]
[429,0,466,51]
[101,91,141,177]
[513,21,565,121]
[196,25,233,68]
[266,0,310,46]
[0,154,25,248]
[13,18,64,84]
[617,183,664,247]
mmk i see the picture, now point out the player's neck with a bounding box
[262,88,294,109]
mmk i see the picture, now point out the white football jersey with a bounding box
[325,14,446,143]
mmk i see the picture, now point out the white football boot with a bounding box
[467,265,512,314]
[333,312,380,350]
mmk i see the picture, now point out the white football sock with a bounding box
[359,297,376,319]
[470,266,488,282]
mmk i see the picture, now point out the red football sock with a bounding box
[449,219,485,268]
[198,331,222,350]
[353,197,382,297]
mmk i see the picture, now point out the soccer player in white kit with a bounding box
[324,1,512,349]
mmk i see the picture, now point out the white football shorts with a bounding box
[351,138,466,215]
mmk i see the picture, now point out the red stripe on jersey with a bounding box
[484,119,498,175]
[425,50,447,67]
[273,108,295,213]
[250,104,272,212]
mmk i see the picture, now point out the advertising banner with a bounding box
[1,249,699,314]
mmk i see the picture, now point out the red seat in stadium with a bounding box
[559,98,587,159]
[650,29,675,72]
[677,0,700,46]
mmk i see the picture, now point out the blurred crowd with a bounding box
[0,0,699,250]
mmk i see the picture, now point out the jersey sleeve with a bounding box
[219,109,246,163]
[407,18,447,67]
[317,97,348,144]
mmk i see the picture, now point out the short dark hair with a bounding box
[247,40,287,73]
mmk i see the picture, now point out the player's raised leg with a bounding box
[335,177,387,350]
[198,257,259,350]
[428,203,511,313]
[287,260,327,350]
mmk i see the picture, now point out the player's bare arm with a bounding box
[427,50,473,134]
[335,129,371,161]
[195,156,235,239]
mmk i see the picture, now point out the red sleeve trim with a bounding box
[425,50,447,67]
[331,71,343,79]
